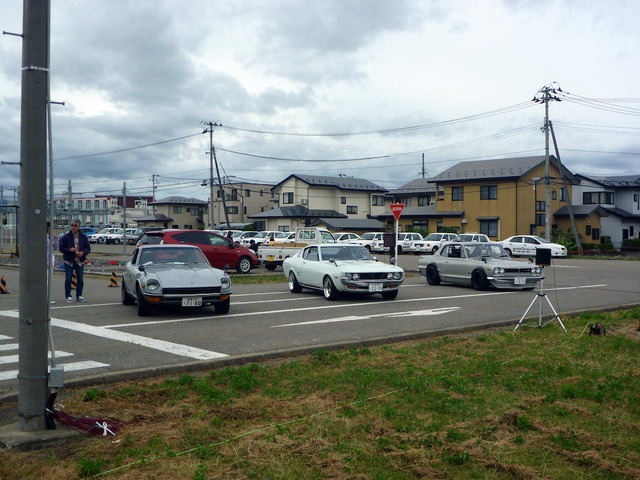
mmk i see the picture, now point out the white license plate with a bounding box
[514,277,526,285]
[182,297,203,307]
[368,283,383,292]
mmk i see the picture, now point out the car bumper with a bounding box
[488,276,542,289]
[142,292,231,306]
[338,279,403,293]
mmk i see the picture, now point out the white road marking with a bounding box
[0,311,228,360]
[0,361,109,381]
[0,343,18,351]
[0,335,12,341]
[274,307,461,327]
[0,350,74,365]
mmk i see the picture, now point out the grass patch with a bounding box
[228,273,286,284]
[1,309,639,479]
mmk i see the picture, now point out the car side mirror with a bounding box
[138,265,146,272]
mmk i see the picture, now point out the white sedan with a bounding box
[282,244,404,300]
[499,235,567,257]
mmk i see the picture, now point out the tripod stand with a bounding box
[514,270,566,332]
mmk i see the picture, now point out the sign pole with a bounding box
[389,203,405,265]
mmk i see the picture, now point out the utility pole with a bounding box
[18,0,50,432]
[201,121,230,229]
[532,83,562,241]
[421,153,425,179]
[67,179,72,226]
[122,182,127,255]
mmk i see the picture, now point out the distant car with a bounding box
[452,233,490,243]
[419,232,457,254]
[88,227,124,244]
[236,231,261,245]
[348,232,385,252]
[334,232,359,243]
[252,231,288,245]
[127,227,163,245]
[121,244,232,316]
[282,243,404,300]
[282,232,297,243]
[396,232,424,254]
[499,235,568,257]
[418,241,542,290]
[137,229,259,274]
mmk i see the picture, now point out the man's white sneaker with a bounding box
[77,296,86,303]
[66,297,74,303]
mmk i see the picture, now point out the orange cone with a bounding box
[71,271,77,290]
[108,271,118,287]
[0,275,8,294]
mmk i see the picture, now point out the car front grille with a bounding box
[162,286,221,295]
[504,268,537,274]
[357,273,392,280]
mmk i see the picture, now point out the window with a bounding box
[347,206,358,214]
[586,225,591,235]
[631,226,635,237]
[452,186,463,201]
[552,190,557,201]
[260,189,263,197]
[480,185,497,200]
[592,228,600,240]
[245,189,251,198]
[226,206,238,214]
[622,229,629,240]
[536,201,545,212]
[372,195,385,206]
[191,209,199,216]
[583,191,614,205]
[173,206,182,214]
[559,188,567,202]
[172,224,179,229]
[417,196,432,206]
[231,190,238,201]
[479,220,498,237]
[535,213,545,226]
[341,197,347,204]
[283,192,294,204]
[413,219,428,229]
[278,226,290,232]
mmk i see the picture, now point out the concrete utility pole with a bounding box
[18,0,50,432]
[532,83,563,241]
[122,182,127,255]
[67,179,72,225]
[202,122,230,229]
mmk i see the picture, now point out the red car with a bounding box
[137,230,259,274]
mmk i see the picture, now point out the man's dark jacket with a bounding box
[59,231,91,263]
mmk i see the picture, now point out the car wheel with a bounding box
[265,263,277,271]
[397,246,403,255]
[121,280,135,305]
[505,248,512,256]
[136,285,152,316]
[236,256,252,274]
[426,265,441,285]
[471,269,489,291]
[381,289,398,300]
[98,238,105,244]
[365,245,371,252]
[288,271,302,293]
[323,276,339,300]
[214,297,230,315]
[113,238,121,245]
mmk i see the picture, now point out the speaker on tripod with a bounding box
[514,248,566,332]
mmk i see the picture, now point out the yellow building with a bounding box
[430,156,578,240]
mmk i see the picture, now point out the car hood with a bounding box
[144,264,225,285]
[327,260,403,273]
[479,257,538,268]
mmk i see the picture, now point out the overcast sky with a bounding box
[1,0,639,203]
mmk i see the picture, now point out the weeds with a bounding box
[1,309,639,479]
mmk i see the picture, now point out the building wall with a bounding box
[211,182,276,227]
[154,203,205,230]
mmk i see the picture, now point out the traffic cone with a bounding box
[71,271,77,290]
[0,275,8,294]
[108,271,118,287]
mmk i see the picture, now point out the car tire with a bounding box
[365,245,371,252]
[113,238,121,245]
[236,256,252,274]
[214,297,230,315]
[426,265,441,285]
[136,285,152,316]
[471,269,489,291]
[288,271,303,293]
[265,263,277,271]
[121,281,135,305]
[381,289,398,300]
[397,246,403,255]
[323,276,339,300]
[98,238,105,244]
[505,248,512,256]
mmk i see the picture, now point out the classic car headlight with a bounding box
[531,266,542,274]
[145,279,161,292]
[344,273,360,281]
[493,267,505,275]
[387,272,403,280]
[220,276,231,288]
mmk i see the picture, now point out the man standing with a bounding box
[59,219,90,303]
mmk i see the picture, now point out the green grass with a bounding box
[1,309,639,479]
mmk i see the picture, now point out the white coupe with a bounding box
[282,244,404,300]
[499,235,567,257]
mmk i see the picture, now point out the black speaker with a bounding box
[536,248,552,266]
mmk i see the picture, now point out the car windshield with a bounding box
[139,247,208,265]
[359,233,376,240]
[320,245,374,261]
[455,234,473,241]
[533,236,550,244]
[464,244,510,258]
[424,233,442,240]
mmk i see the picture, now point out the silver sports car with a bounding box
[122,244,232,316]
[418,241,543,290]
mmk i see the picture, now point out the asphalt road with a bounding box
[1,251,639,398]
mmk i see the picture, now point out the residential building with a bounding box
[209,181,276,229]
[566,174,640,247]
[248,174,388,232]
[140,196,206,230]
[429,155,577,240]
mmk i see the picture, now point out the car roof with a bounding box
[138,244,200,250]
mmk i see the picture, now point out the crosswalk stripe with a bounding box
[0,361,109,381]
[0,350,74,365]
[0,343,18,351]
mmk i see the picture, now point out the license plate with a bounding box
[514,277,525,285]
[368,283,383,292]
[268,256,275,261]
[182,297,203,307]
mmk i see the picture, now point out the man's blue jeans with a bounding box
[64,262,84,298]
